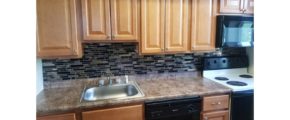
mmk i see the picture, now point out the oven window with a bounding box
[222,21,254,47]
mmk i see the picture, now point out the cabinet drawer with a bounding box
[82,104,143,120]
[203,95,229,111]
[201,110,229,120]
[37,113,76,120]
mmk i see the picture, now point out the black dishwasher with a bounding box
[145,97,201,120]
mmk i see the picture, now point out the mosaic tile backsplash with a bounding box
[42,43,246,81]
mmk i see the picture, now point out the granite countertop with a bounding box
[37,72,232,115]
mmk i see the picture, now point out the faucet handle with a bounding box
[98,79,105,87]
[125,75,129,84]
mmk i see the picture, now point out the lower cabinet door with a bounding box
[82,104,143,120]
[201,110,229,120]
[37,113,76,120]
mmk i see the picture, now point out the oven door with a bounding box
[216,15,254,48]
[231,90,254,120]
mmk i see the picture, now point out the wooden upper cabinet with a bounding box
[82,0,139,41]
[244,0,254,14]
[165,0,191,52]
[37,0,83,58]
[191,0,217,51]
[141,0,218,54]
[141,0,165,54]
[82,104,144,120]
[220,0,243,13]
[202,110,229,120]
[111,0,139,41]
[37,113,76,120]
[82,0,111,40]
[220,0,254,14]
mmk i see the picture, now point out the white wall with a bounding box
[36,59,43,95]
[246,47,254,74]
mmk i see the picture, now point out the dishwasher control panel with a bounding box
[145,97,201,120]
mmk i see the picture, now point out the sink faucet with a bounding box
[98,72,114,86]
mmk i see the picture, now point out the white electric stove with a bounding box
[203,56,254,120]
[203,68,253,92]
[202,56,253,92]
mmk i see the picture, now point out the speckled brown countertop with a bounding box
[37,72,232,115]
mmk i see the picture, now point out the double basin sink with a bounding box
[80,81,144,102]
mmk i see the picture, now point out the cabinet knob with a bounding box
[165,48,168,51]
[107,36,111,39]
[112,35,115,39]
[243,9,247,12]
[204,117,208,120]
[211,102,221,105]
[73,49,77,54]
[240,8,247,12]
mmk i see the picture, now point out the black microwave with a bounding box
[216,15,254,48]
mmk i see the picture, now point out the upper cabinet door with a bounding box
[111,0,139,41]
[141,0,165,54]
[37,0,82,58]
[165,0,191,52]
[82,0,111,40]
[191,0,217,51]
[219,0,243,13]
[243,0,254,14]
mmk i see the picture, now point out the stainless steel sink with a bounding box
[80,81,144,102]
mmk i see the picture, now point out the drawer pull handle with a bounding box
[211,102,221,105]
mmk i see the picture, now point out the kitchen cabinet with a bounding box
[140,0,191,54]
[37,0,83,58]
[37,113,76,120]
[164,0,191,53]
[220,0,254,14]
[243,0,254,14]
[202,110,229,120]
[111,0,139,41]
[82,0,139,41]
[140,0,165,54]
[141,0,217,54]
[82,104,144,120]
[191,0,217,51]
[201,95,229,120]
